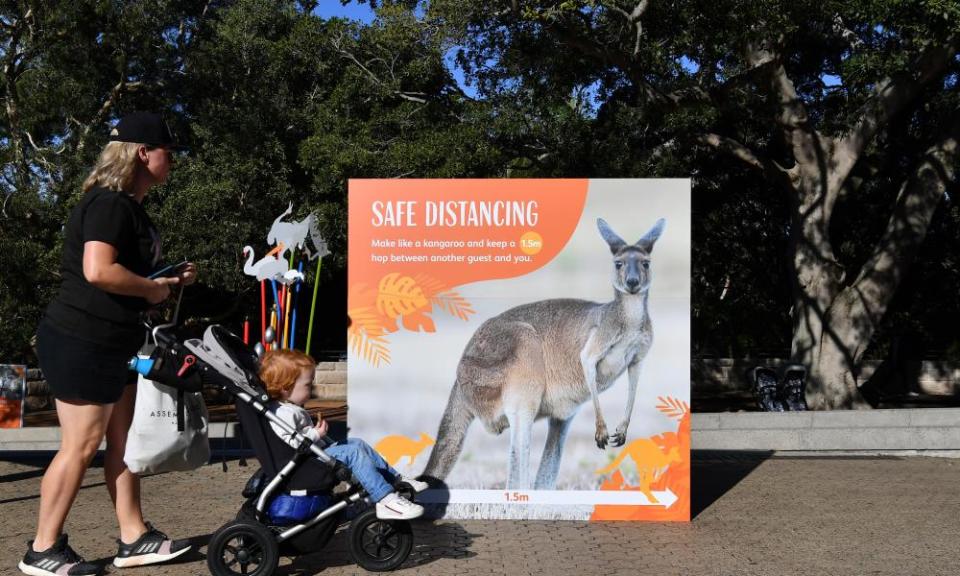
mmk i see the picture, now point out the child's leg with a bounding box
[342,438,399,482]
[325,442,395,502]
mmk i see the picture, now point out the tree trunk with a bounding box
[790,125,959,409]
[788,171,871,409]
[793,290,872,409]
[733,36,960,409]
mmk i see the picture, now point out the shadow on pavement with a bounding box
[691,450,772,519]
[0,466,46,484]
[275,520,478,574]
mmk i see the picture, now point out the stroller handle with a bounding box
[142,283,185,347]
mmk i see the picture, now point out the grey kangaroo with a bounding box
[421,218,665,489]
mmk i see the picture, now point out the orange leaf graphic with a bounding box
[656,396,690,420]
[412,273,447,296]
[414,273,475,322]
[377,273,429,319]
[348,273,474,366]
[431,291,475,321]
[348,306,392,367]
[348,306,386,338]
[348,331,390,367]
[401,310,436,332]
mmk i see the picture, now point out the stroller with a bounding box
[136,322,416,574]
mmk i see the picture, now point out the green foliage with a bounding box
[0,0,504,362]
[424,0,960,361]
[2,0,959,370]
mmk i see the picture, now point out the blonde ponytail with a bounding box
[82,141,142,194]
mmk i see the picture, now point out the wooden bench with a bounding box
[22,399,347,427]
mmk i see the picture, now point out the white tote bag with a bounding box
[124,358,210,474]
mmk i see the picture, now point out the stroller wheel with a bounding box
[349,508,413,571]
[207,520,279,576]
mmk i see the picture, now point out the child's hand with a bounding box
[314,418,329,438]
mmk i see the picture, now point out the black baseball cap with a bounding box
[109,112,186,150]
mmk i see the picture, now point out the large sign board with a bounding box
[348,179,690,521]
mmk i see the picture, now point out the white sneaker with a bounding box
[398,475,430,493]
[375,492,424,520]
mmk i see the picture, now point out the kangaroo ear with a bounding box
[636,218,666,252]
[597,218,627,254]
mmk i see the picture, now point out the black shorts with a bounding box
[36,320,138,404]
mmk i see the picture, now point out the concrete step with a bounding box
[692,407,960,452]
[4,408,960,453]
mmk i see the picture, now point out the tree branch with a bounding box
[745,39,818,167]
[695,132,791,182]
[599,0,650,57]
[76,78,144,153]
[842,114,960,347]
[660,56,779,108]
[2,7,33,191]
[395,92,427,104]
[831,37,959,194]
[331,34,428,104]
[2,190,13,218]
[832,15,863,50]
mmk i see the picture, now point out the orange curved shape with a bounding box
[348,179,589,366]
[349,179,589,289]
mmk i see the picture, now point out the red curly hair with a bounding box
[259,349,316,400]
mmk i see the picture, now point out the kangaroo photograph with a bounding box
[347,179,691,520]
[421,217,665,490]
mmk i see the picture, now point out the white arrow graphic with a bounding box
[416,489,678,508]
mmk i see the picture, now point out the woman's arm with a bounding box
[83,240,178,304]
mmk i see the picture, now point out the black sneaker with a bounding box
[779,364,809,411]
[752,366,785,412]
[112,523,191,568]
[19,534,102,576]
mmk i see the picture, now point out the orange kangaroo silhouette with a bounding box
[374,433,436,467]
[595,438,681,504]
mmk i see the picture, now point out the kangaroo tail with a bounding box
[595,448,629,475]
[421,384,474,482]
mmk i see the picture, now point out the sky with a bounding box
[310,2,844,104]
[313,1,479,99]
[313,1,376,23]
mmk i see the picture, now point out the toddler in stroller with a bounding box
[258,348,427,520]
[137,324,423,574]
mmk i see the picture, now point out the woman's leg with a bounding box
[33,399,112,550]
[104,383,148,543]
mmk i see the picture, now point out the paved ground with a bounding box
[1,452,958,576]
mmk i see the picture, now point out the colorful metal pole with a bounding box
[290,260,304,350]
[260,280,266,346]
[279,283,287,347]
[283,283,292,349]
[270,279,280,349]
[268,307,278,350]
[305,256,323,356]
[283,248,297,349]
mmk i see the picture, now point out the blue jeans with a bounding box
[325,438,398,502]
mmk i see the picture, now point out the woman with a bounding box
[20,112,197,576]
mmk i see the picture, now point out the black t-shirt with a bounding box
[44,186,162,350]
